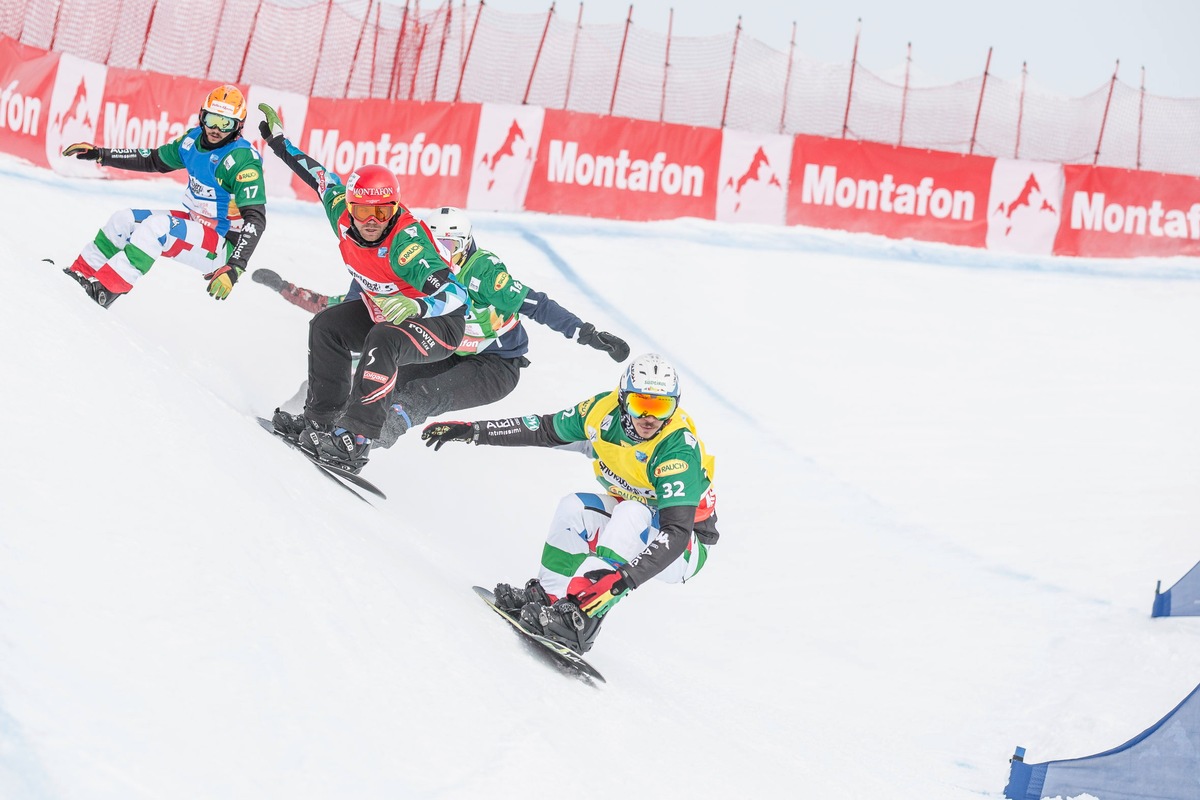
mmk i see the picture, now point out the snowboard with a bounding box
[256,416,387,503]
[472,585,606,684]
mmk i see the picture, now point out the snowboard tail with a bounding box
[473,585,605,684]
[256,416,387,502]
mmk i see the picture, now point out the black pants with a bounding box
[306,299,467,439]
[376,352,530,447]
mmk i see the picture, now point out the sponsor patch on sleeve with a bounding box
[397,243,423,265]
[493,272,510,291]
[236,168,260,182]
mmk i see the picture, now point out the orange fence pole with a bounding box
[454,0,485,101]
[659,7,673,123]
[346,0,376,98]
[968,46,992,155]
[841,19,860,139]
[720,15,741,128]
[310,0,335,97]
[609,5,633,116]
[563,2,583,109]
[778,21,795,134]
[1094,59,1119,165]
[1014,61,1027,158]
[523,2,555,105]
[899,42,911,146]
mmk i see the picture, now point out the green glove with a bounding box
[258,103,284,140]
[374,294,422,324]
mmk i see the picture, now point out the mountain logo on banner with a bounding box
[994,174,1058,235]
[478,119,528,190]
[723,147,783,212]
[45,53,107,175]
[985,160,1064,255]
[716,131,791,225]
[467,104,544,212]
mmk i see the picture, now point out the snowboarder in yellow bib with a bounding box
[422,353,719,654]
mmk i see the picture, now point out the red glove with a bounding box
[575,569,629,618]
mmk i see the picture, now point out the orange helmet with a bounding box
[202,84,247,121]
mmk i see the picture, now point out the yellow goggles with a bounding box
[201,110,239,132]
[622,392,677,420]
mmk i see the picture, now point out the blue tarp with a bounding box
[1004,681,1200,800]
[1153,559,1200,617]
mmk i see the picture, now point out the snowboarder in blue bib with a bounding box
[61,84,267,307]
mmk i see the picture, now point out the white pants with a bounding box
[537,492,709,600]
[70,208,229,292]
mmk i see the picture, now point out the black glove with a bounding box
[62,142,103,162]
[577,323,630,362]
[421,421,478,450]
[251,268,285,292]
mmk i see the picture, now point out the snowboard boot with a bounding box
[494,578,551,615]
[64,267,124,308]
[303,427,372,474]
[519,599,604,654]
[270,407,312,443]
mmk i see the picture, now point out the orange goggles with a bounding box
[349,203,397,223]
[622,392,678,420]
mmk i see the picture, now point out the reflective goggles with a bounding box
[200,110,240,133]
[622,392,678,420]
[349,203,398,223]
[437,236,462,254]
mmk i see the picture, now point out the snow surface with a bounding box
[1,157,1198,799]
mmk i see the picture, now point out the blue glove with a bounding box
[374,294,421,324]
[204,265,243,300]
[574,569,629,617]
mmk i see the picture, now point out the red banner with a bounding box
[787,136,993,248]
[295,98,479,209]
[524,111,720,221]
[1054,165,1200,257]
[6,36,1200,259]
[0,37,59,168]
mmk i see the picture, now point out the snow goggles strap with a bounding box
[200,110,239,132]
[349,203,398,223]
[623,392,677,420]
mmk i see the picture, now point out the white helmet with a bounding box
[427,206,474,266]
[618,354,680,439]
